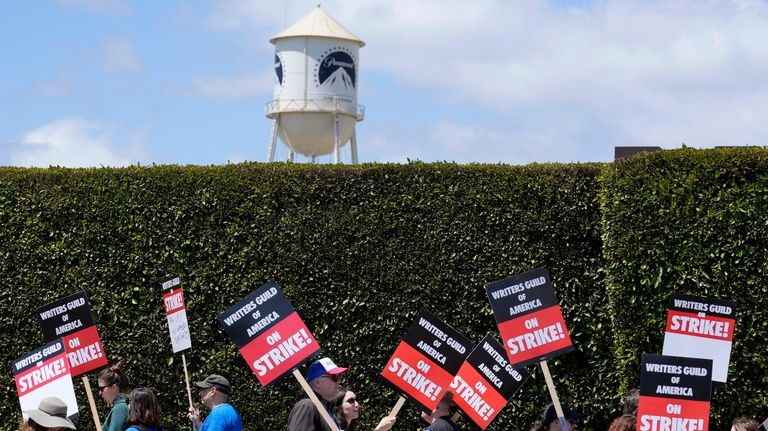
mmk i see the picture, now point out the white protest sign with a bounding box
[161,275,192,353]
[13,339,78,419]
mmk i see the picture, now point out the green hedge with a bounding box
[600,147,768,428]
[0,163,612,431]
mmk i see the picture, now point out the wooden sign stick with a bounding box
[388,396,406,417]
[540,360,570,431]
[182,353,194,408]
[293,369,340,431]
[450,412,461,422]
[82,376,104,431]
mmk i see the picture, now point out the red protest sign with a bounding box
[450,335,530,429]
[37,291,108,377]
[637,354,712,431]
[12,339,79,419]
[662,293,737,385]
[485,267,573,367]
[218,281,320,387]
[380,310,472,414]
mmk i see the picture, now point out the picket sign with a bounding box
[160,276,194,412]
[292,369,340,431]
[485,267,575,431]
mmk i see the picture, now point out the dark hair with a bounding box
[529,419,546,431]
[608,414,636,431]
[333,387,358,431]
[127,387,161,428]
[98,361,131,391]
[732,417,760,431]
[622,388,639,416]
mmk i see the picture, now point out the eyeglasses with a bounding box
[319,374,340,382]
[345,398,358,405]
[98,385,111,393]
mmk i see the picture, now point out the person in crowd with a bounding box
[98,361,131,431]
[125,387,162,431]
[20,397,76,431]
[288,357,349,431]
[188,374,243,431]
[731,417,760,431]
[622,389,639,417]
[423,392,459,431]
[541,402,582,431]
[333,387,396,431]
[608,414,635,431]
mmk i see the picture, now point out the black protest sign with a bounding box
[637,354,712,431]
[380,309,473,414]
[37,291,107,377]
[451,334,530,429]
[13,339,78,419]
[662,292,737,385]
[218,280,320,387]
[485,266,573,367]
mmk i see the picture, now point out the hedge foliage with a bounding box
[600,147,768,428]
[0,163,610,431]
[1,151,766,431]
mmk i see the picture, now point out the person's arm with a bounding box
[188,405,203,430]
[288,400,318,431]
[373,416,396,431]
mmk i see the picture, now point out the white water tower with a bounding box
[266,5,365,164]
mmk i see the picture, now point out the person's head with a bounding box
[97,361,130,405]
[334,388,360,429]
[622,389,639,416]
[307,357,348,401]
[432,392,455,419]
[732,417,760,431]
[126,387,161,429]
[608,414,636,431]
[195,374,231,408]
[542,403,582,431]
[21,397,76,431]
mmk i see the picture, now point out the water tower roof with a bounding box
[270,5,365,47]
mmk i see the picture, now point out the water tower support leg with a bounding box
[268,118,279,162]
[288,150,295,163]
[350,130,359,165]
[333,113,341,164]
[311,155,317,164]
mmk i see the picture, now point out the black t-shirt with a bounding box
[426,416,458,431]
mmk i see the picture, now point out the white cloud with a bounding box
[56,0,129,14]
[192,71,273,99]
[103,37,141,73]
[10,118,131,168]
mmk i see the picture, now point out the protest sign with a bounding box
[12,339,78,420]
[662,292,737,385]
[637,354,712,431]
[37,291,108,377]
[380,309,472,414]
[450,334,530,429]
[218,280,321,387]
[485,266,573,367]
[161,275,192,353]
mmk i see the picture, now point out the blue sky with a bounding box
[1,0,767,167]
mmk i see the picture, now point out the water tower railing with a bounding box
[265,98,364,121]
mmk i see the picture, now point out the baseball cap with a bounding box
[196,374,231,395]
[24,397,76,430]
[543,403,582,426]
[307,357,348,382]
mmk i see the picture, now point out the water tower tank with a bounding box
[266,5,365,162]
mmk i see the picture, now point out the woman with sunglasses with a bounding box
[334,387,396,431]
[125,387,163,431]
[98,361,131,431]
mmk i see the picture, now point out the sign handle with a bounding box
[292,369,340,431]
[82,376,104,431]
[388,396,406,417]
[540,360,570,431]
[450,412,461,422]
[182,353,194,408]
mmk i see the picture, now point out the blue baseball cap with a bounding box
[307,357,348,382]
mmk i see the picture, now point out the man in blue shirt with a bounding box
[188,374,243,431]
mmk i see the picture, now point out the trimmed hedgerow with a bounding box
[600,147,768,429]
[0,163,612,431]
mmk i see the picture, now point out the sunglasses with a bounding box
[319,374,340,382]
[345,398,358,405]
[98,385,111,393]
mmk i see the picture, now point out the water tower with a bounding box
[266,5,365,164]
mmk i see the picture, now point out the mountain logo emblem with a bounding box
[317,50,356,90]
[274,53,284,86]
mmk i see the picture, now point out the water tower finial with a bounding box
[266,6,365,164]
